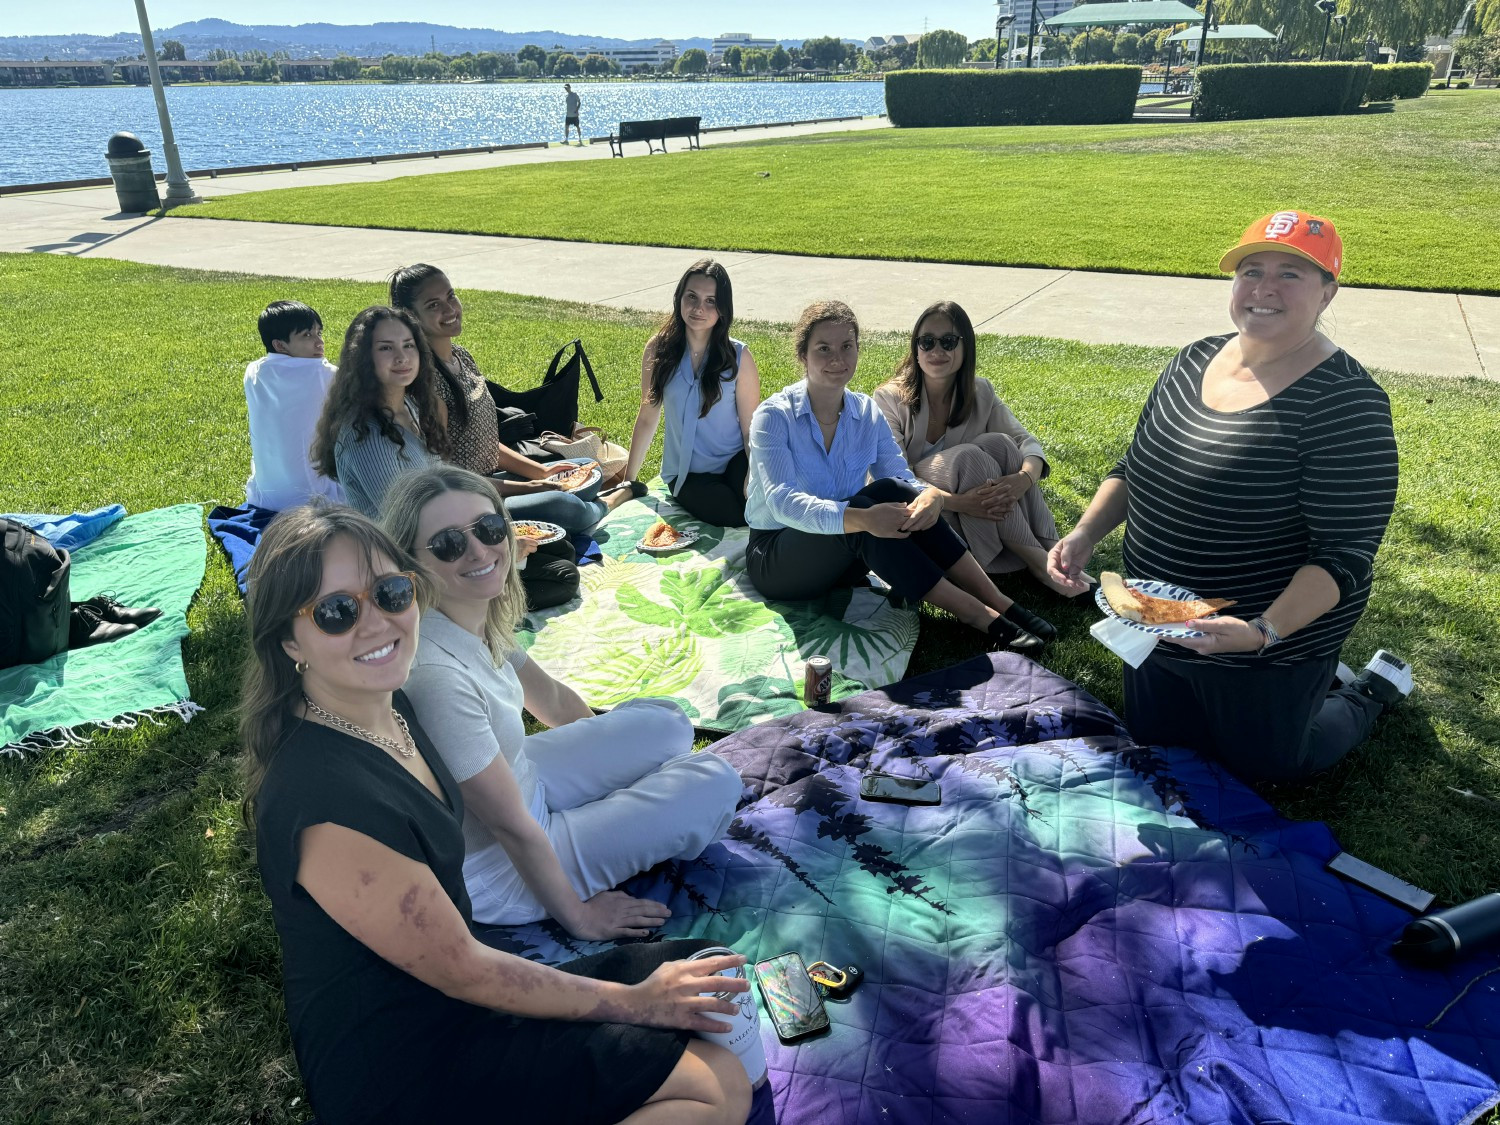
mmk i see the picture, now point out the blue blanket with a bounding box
[480,654,1500,1124]
[2,505,125,553]
[208,504,602,594]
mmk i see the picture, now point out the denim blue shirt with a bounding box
[745,380,917,534]
[660,338,745,492]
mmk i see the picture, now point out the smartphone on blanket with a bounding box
[753,953,831,1043]
[860,772,941,806]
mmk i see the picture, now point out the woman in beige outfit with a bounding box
[874,300,1067,594]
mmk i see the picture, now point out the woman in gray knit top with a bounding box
[311,306,449,519]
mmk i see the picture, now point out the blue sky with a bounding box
[16,2,1008,41]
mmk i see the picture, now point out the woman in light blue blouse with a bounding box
[745,300,1054,651]
[625,260,762,526]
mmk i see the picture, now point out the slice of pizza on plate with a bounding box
[1100,571,1235,625]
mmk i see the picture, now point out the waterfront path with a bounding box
[3,116,1494,380]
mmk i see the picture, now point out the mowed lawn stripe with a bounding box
[175,92,1500,294]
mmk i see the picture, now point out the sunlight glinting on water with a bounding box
[3,81,888,185]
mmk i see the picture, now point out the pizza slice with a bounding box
[512,522,549,541]
[547,464,595,492]
[642,519,683,549]
[1100,571,1235,625]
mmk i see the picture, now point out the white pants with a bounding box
[463,698,742,925]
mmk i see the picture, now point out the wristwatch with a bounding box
[1250,615,1281,652]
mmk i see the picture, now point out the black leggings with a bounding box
[672,450,749,528]
[1124,650,1384,783]
[746,478,968,602]
[522,538,581,611]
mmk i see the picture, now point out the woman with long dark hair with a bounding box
[745,299,1054,650]
[240,503,751,1125]
[389,263,610,532]
[310,305,449,519]
[624,260,762,526]
[873,301,1065,592]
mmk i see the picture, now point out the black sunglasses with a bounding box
[296,572,417,636]
[422,512,509,564]
[916,333,963,353]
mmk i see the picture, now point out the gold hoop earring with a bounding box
[294,660,309,675]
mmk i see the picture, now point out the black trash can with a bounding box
[106,132,161,213]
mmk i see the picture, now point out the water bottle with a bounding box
[1391,893,1500,964]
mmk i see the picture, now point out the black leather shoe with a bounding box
[80,594,162,628]
[987,615,1043,653]
[1002,602,1057,642]
[68,602,142,648]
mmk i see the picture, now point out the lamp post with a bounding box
[1316,0,1338,61]
[1196,0,1217,68]
[1026,0,1042,67]
[132,0,198,207]
[1332,14,1348,59]
[995,7,1016,69]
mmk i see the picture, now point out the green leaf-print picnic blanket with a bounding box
[518,485,919,732]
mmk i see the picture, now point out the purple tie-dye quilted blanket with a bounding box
[481,653,1500,1124]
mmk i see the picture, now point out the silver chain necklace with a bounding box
[303,694,416,759]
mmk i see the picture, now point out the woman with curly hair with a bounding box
[311,305,449,519]
[624,259,762,526]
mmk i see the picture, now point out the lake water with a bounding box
[0,81,888,187]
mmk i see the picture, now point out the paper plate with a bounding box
[637,527,700,554]
[1094,577,1223,639]
[511,519,566,546]
[545,464,603,493]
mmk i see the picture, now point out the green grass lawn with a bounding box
[174,90,1500,295]
[1,251,1497,1123]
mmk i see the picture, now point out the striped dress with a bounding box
[1107,335,1398,667]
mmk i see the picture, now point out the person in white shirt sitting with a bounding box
[244,301,346,511]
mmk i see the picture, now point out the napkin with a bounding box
[1090,616,1159,668]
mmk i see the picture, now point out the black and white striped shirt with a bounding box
[1107,336,1398,667]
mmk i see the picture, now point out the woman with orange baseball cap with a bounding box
[1044,210,1406,784]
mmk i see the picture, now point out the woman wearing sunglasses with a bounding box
[242,503,751,1125]
[624,259,761,526]
[382,466,741,931]
[745,300,1054,650]
[873,301,1066,595]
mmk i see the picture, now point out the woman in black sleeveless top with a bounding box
[241,503,751,1125]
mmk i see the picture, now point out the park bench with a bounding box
[608,116,702,157]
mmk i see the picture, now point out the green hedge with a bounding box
[1365,62,1433,101]
[885,66,1143,127]
[1194,62,1373,121]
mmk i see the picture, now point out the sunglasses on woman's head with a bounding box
[422,512,508,564]
[917,333,963,353]
[296,572,417,636]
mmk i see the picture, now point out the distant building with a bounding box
[1005,0,1078,38]
[0,60,113,86]
[563,40,678,69]
[864,34,921,52]
[710,33,779,63]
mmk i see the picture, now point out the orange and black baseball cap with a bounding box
[1219,210,1343,279]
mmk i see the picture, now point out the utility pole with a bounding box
[132,0,198,208]
[1196,0,1216,68]
[1026,0,1042,66]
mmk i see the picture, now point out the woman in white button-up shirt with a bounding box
[744,300,1054,650]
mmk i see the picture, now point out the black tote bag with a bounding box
[487,339,605,450]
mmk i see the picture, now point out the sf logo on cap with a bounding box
[1264,211,1300,239]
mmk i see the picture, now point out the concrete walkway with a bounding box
[3,117,1494,380]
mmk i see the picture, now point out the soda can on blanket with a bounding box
[803,657,833,706]
[687,945,768,1088]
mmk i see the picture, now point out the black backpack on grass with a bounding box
[0,517,72,670]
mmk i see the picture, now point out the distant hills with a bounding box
[0,20,808,62]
